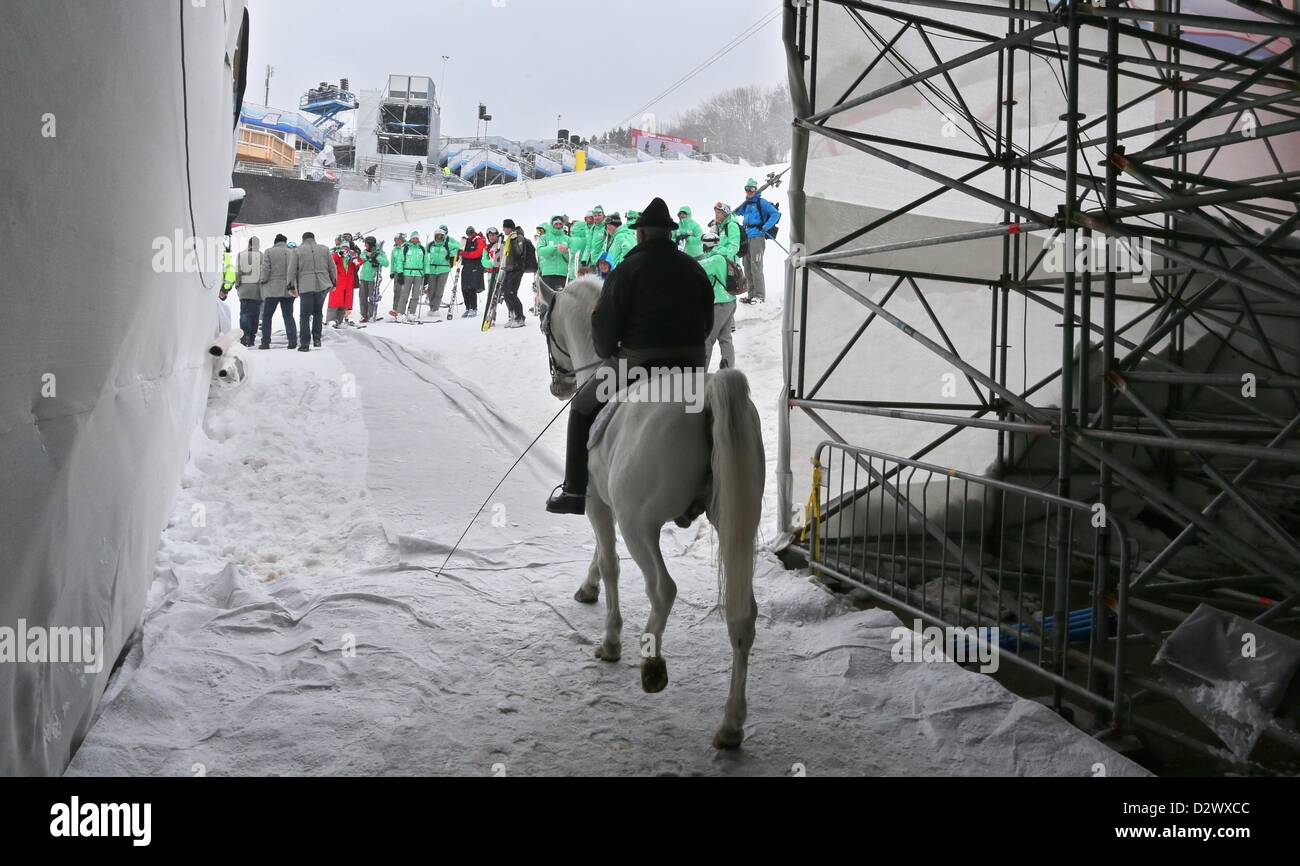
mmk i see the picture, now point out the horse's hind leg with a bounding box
[585,494,623,661]
[715,593,758,749]
[623,524,677,694]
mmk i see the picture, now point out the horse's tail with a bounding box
[706,368,766,624]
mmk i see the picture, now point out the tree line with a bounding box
[592,83,792,165]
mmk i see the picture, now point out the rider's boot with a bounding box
[546,407,595,515]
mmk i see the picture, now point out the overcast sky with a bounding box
[245,0,785,140]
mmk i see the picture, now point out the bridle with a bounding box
[541,289,601,391]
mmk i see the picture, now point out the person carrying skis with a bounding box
[460,226,486,318]
[482,227,502,301]
[357,236,387,323]
[499,219,534,328]
[424,225,459,321]
[735,178,781,304]
[545,198,713,516]
[537,214,573,295]
[675,205,705,257]
[232,237,265,347]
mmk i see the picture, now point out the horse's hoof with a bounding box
[595,643,621,662]
[712,727,744,750]
[640,657,669,693]
[574,585,599,604]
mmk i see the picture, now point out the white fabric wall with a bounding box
[0,0,243,775]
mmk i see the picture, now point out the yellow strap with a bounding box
[801,457,823,562]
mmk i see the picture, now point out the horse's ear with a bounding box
[539,280,558,307]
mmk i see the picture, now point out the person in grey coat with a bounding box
[259,234,298,350]
[234,236,265,346]
[291,231,336,352]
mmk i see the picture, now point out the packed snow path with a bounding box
[68,326,1146,776]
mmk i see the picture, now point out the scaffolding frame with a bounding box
[779,0,1300,764]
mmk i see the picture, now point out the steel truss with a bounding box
[779,0,1300,767]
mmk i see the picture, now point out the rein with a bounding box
[543,291,602,383]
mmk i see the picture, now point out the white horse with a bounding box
[539,276,766,748]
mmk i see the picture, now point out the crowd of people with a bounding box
[221,179,781,370]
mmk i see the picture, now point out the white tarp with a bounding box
[0,0,243,775]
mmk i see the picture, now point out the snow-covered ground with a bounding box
[67,163,1147,776]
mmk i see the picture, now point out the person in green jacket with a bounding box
[607,210,639,268]
[584,206,607,266]
[536,215,573,292]
[220,245,237,294]
[481,227,503,303]
[585,207,611,266]
[675,205,704,257]
[699,203,742,369]
[388,232,407,320]
[396,231,427,320]
[569,212,591,275]
[357,236,388,323]
[425,225,460,318]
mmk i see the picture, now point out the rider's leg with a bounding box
[547,359,619,515]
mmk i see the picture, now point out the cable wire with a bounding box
[617,6,782,129]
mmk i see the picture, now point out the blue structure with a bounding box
[239,102,326,151]
[299,80,358,138]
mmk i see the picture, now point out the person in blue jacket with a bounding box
[735,178,780,304]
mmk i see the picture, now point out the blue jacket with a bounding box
[737,194,781,240]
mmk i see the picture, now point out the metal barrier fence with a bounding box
[796,441,1135,727]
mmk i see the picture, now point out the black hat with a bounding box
[633,197,677,230]
[502,219,516,230]
[274,233,288,244]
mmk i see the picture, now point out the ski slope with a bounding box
[67,162,1147,776]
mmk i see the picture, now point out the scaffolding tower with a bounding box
[376,75,439,158]
[780,0,1300,768]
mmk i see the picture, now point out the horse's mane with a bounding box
[560,275,603,319]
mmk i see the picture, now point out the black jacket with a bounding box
[505,233,536,274]
[591,238,714,365]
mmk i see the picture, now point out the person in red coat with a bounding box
[329,242,362,328]
[459,227,487,317]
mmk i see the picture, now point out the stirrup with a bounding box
[545,484,586,515]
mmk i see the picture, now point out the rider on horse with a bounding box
[545,197,716,516]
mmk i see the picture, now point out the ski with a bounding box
[447,267,461,321]
[481,234,512,332]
